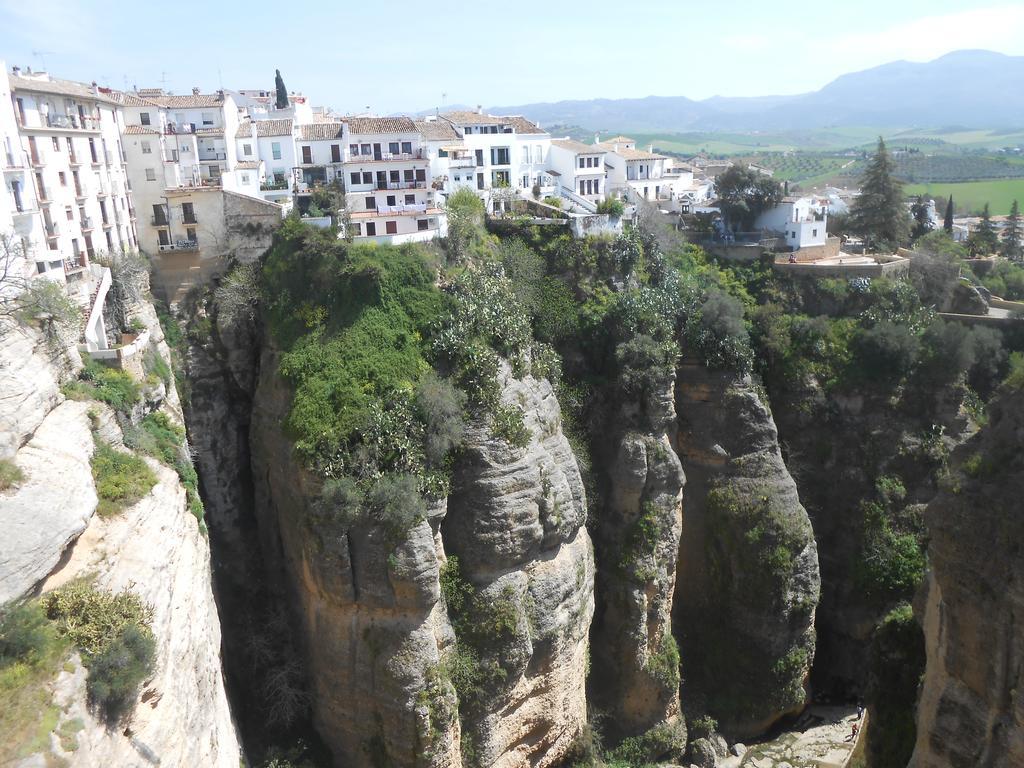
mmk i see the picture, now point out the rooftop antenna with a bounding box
[158,71,169,91]
[31,50,53,71]
[442,91,447,106]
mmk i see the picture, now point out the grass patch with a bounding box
[124,412,204,523]
[0,601,69,763]
[57,717,84,752]
[0,458,25,491]
[62,360,140,415]
[90,439,157,517]
[904,179,1024,216]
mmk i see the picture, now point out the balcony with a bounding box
[12,204,39,217]
[260,180,290,191]
[374,180,427,191]
[151,216,170,227]
[199,152,227,162]
[102,217,112,228]
[82,216,95,230]
[345,149,425,163]
[183,215,198,225]
[74,187,87,201]
[29,153,43,167]
[163,124,195,135]
[45,223,60,238]
[448,155,475,167]
[158,240,199,252]
[24,113,101,132]
[64,254,87,273]
[69,155,82,167]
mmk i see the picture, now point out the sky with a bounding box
[2,0,1023,115]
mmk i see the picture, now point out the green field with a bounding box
[903,179,1024,215]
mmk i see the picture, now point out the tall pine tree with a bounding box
[967,203,1000,257]
[274,69,289,109]
[910,196,933,240]
[943,196,954,233]
[851,137,910,250]
[1002,199,1022,261]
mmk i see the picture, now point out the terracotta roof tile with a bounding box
[552,138,604,154]
[441,111,544,134]
[123,125,158,135]
[9,74,119,104]
[300,123,345,141]
[255,118,294,137]
[413,119,460,141]
[344,116,418,135]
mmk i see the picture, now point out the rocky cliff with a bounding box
[911,386,1024,767]
[249,355,593,768]
[0,304,239,766]
[673,361,820,740]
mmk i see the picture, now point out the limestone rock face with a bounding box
[0,400,97,603]
[42,441,240,768]
[250,348,461,768]
[911,389,1024,768]
[444,366,594,768]
[674,362,820,740]
[590,371,685,742]
[0,323,79,458]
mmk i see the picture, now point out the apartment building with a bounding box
[235,117,297,207]
[341,116,445,243]
[296,121,346,193]
[549,139,608,205]
[3,66,137,283]
[439,110,554,211]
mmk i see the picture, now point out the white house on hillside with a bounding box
[549,139,607,206]
[754,195,828,251]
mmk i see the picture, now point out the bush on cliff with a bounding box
[90,439,157,518]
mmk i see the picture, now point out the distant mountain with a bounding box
[487,51,1024,134]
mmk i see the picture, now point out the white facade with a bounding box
[3,66,137,283]
[439,111,553,212]
[754,196,828,250]
[340,117,444,243]
[549,139,607,203]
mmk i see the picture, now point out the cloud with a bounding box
[822,5,1024,65]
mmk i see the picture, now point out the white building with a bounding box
[235,117,297,207]
[754,195,828,251]
[413,118,472,199]
[340,117,446,244]
[549,139,607,208]
[439,110,553,212]
[4,66,137,282]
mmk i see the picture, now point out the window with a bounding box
[182,202,196,224]
[186,227,197,243]
[386,195,396,206]
[301,146,312,164]
[594,179,600,194]
[365,197,375,210]
[534,146,543,163]
[812,228,818,237]
[362,171,373,184]
[349,144,359,155]
[272,142,282,160]
[417,219,429,231]
[331,144,341,163]
[490,147,510,165]
[522,175,529,188]
[405,194,415,204]
[403,169,414,182]
[580,180,586,195]
[158,229,169,246]
[475,149,483,167]
[243,143,253,156]
[53,137,60,151]
[140,112,151,126]
[523,146,531,164]
[477,172,484,190]
[201,112,214,126]
[141,141,152,154]
[415,169,426,182]
[36,261,47,274]
[390,170,400,183]
[58,171,66,186]
[366,222,376,236]
[351,222,362,236]
[401,141,412,155]
[389,142,400,154]
[385,221,397,235]
[360,143,371,155]
[350,172,361,185]
[492,170,510,187]
[579,158,585,169]
[145,168,156,181]
[791,231,797,239]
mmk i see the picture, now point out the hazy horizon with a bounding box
[2,0,1023,115]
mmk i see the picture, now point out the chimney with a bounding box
[91,81,99,96]
[11,65,20,76]
[476,104,483,115]
[594,133,599,144]
[192,87,200,96]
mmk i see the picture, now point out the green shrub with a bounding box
[366,474,426,543]
[86,624,155,723]
[70,360,141,413]
[596,197,625,217]
[142,344,171,388]
[851,321,920,384]
[41,583,153,656]
[124,412,204,523]
[1006,351,1024,389]
[646,632,680,690]
[439,556,474,615]
[606,722,686,765]
[0,602,58,667]
[687,714,718,741]
[492,403,531,448]
[90,439,157,517]
[415,373,467,465]
[0,459,24,491]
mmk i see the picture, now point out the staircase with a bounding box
[558,185,598,214]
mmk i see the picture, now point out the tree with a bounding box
[713,164,783,231]
[943,196,954,233]
[1002,199,1022,261]
[910,196,933,241]
[850,138,910,251]
[274,69,289,110]
[966,203,1000,257]
[0,233,81,338]
[444,188,487,263]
